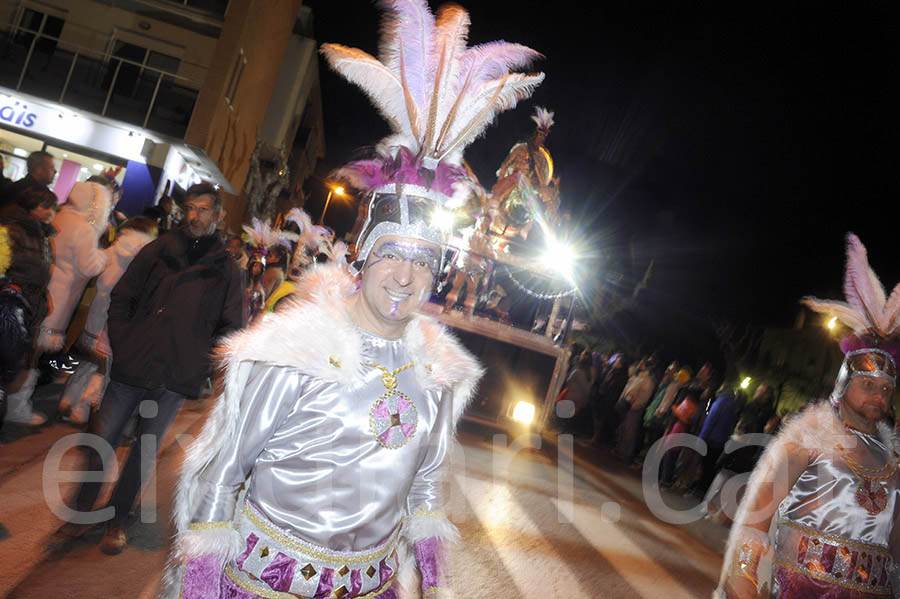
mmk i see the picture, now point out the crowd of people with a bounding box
[0,152,351,554]
[554,345,781,512]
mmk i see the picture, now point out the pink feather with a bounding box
[884,282,900,336]
[378,0,434,110]
[453,41,542,95]
[844,233,888,336]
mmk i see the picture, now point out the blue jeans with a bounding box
[73,380,184,525]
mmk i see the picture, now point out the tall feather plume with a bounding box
[439,72,545,162]
[378,0,433,110]
[320,45,410,139]
[430,5,470,146]
[804,232,900,340]
[434,42,542,154]
[801,297,871,334]
[321,0,543,189]
[284,208,315,235]
[884,283,900,336]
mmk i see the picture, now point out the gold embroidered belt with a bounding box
[774,519,892,595]
[225,501,400,599]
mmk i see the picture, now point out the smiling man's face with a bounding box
[353,235,440,338]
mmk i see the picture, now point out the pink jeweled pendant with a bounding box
[856,479,888,514]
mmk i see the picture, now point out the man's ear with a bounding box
[217,209,226,224]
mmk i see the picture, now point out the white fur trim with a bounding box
[403,512,460,544]
[175,527,243,562]
[396,540,417,595]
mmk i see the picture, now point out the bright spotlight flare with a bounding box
[511,401,536,424]
[740,376,752,389]
[430,207,455,233]
[540,234,577,284]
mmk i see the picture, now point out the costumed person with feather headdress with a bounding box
[490,106,559,242]
[261,208,348,314]
[161,2,542,598]
[716,233,900,599]
[242,218,298,322]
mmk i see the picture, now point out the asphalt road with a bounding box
[0,383,726,598]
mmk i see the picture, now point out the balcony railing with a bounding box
[0,21,207,138]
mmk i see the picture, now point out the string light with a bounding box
[501,266,576,299]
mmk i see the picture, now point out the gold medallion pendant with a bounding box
[367,361,417,449]
[856,479,888,514]
[841,445,897,515]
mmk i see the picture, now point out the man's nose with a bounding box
[393,261,413,285]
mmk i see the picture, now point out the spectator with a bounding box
[261,244,288,301]
[736,383,775,434]
[614,359,657,463]
[142,195,176,234]
[245,253,267,321]
[58,217,158,424]
[657,382,702,487]
[0,155,12,186]
[0,185,58,426]
[589,353,630,446]
[37,182,113,354]
[0,150,57,209]
[562,350,594,433]
[690,384,741,495]
[70,182,245,554]
[225,235,248,269]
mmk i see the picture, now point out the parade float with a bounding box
[417,106,577,433]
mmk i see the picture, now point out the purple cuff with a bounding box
[414,536,447,593]
[181,554,223,599]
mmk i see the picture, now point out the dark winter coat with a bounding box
[107,226,246,397]
[0,174,52,209]
[0,202,54,333]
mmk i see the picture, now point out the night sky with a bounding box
[304,1,899,361]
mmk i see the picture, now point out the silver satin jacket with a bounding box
[191,329,453,551]
[771,422,900,596]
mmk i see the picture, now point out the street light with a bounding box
[319,185,345,225]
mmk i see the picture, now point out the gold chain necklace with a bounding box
[367,360,414,391]
[837,438,899,515]
[366,360,417,449]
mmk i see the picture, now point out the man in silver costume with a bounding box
[716,233,900,599]
[164,209,481,598]
[161,1,546,595]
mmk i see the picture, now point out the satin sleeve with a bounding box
[191,363,305,524]
[407,389,454,515]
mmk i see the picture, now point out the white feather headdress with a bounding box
[802,233,900,339]
[320,0,544,177]
[242,218,298,255]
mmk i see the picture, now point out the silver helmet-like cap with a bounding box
[349,183,450,276]
[830,347,897,404]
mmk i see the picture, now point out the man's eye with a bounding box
[415,260,429,269]
[383,253,398,261]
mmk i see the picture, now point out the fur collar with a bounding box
[216,262,483,423]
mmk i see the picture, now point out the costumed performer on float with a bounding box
[716,232,900,598]
[162,1,543,597]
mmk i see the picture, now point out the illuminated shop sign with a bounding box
[0,100,37,128]
[0,89,148,162]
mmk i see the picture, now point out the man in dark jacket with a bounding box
[71,182,245,554]
[0,151,57,209]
